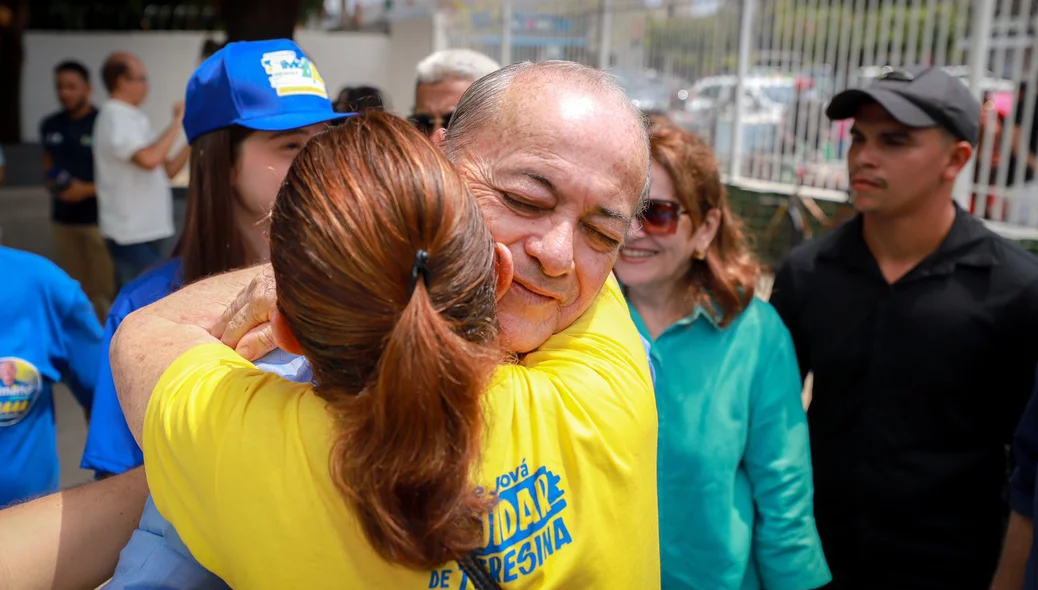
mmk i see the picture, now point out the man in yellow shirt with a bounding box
[0,61,658,589]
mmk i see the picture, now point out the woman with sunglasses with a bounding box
[614,115,830,590]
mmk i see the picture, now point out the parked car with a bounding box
[684,74,798,154]
[612,68,692,113]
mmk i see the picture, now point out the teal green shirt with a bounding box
[628,296,831,590]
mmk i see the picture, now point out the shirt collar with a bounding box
[625,288,725,339]
[677,303,724,330]
[818,204,997,277]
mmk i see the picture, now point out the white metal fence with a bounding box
[433,0,1038,233]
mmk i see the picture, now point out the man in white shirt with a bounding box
[94,52,190,289]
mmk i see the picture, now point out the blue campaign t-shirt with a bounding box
[0,246,101,507]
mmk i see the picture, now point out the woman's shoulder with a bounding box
[730,297,794,349]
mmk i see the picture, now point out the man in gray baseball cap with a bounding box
[770,65,1038,589]
[826,65,980,146]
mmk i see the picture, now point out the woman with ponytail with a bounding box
[109,109,658,589]
[613,114,829,590]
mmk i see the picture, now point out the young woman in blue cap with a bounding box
[83,39,348,478]
[32,38,346,589]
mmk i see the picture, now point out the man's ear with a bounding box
[493,242,514,302]
[432,127,448,151]
[945,141,974,181]
[271,308,303,355]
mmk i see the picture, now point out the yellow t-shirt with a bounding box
[143,276,659,589]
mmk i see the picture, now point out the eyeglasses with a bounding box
[877,66,914,82]
[408,111,453,136]
[636,199,689,236]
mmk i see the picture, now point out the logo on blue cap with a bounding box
[261,50,329,99]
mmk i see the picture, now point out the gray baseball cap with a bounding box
[826,65,981,146]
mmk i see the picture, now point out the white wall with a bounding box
[386,16,437,115]
[21,30,396,142]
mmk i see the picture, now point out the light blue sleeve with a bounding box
[104,351,312,590]
[743,318,831,590]
[639,334,657,387]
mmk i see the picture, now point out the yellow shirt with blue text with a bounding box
[143,276,660,589]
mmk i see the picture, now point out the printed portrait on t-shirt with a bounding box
[0,357,43,426]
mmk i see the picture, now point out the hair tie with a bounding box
[409,249,431,296]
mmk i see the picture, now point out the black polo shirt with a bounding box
[771,207,1038,589]
[40,107,98,225]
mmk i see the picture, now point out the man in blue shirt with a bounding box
[40,60,114,322]
[0,246,102,507]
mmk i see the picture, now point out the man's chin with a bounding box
[497,310,555,354]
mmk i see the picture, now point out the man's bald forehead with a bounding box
[445,61,650,195]
[472,68,646,157]
[501,66,636,120]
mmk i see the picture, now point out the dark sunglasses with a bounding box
[408,111,454,136]
[877,66,914,82]
[637,199,689,236]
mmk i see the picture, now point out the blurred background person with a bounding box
[335,85,387,113]
[40,59,114,322]
[409,48,499,137]
[0,245,101,508]
[614,115,829,590]
[972,90,1037,223]
[94,51,190,290]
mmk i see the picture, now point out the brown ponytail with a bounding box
[268,112,501,569]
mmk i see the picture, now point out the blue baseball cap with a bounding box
[183,39,351,144]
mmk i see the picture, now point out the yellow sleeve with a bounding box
[142,342,317,586]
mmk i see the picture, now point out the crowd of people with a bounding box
[2,38,1038,590]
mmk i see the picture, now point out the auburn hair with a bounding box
[268,111,501,569]
[647,114,760,327]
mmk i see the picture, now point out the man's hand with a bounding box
[210,264,278,361]
[172,101,185,122]
[58,179,94,203]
